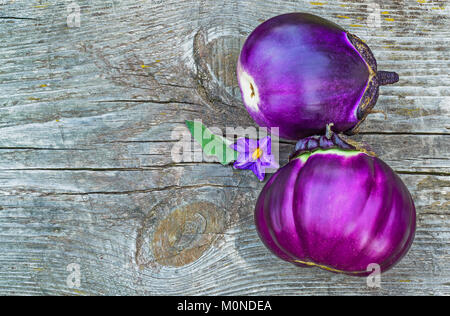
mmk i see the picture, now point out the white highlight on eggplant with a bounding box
[237,64,260,113]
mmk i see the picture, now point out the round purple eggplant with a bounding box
[254,131,416,276]
[237,13,399,140]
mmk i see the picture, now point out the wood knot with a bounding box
[151,201,224,267]
[193,28,243,106]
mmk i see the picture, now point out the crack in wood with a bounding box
[95,99,203,107]
[0,162,227,171]
[357,131,450,136]
[396,170,450,177]
[0,17,37,20]
[22,184,253,196]
[0,147,91,151]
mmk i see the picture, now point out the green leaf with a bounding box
[185,120,238,165]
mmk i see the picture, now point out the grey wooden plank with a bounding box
[0,0,449,295]
[0,173,448,295]
[0,133,448,173]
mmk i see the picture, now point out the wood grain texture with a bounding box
[0,0,448,295]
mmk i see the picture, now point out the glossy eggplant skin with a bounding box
[254,149,416,276]
[237,13,397,140]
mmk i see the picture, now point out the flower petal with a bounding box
[260,154,279,169]
[257,136,269,147]
[249,161,264,181]
[230,136,278,181]
[230,138,258,154]
[233,152,255,170]
[234,160,255,170]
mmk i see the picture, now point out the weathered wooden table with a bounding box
[0,0,448,295]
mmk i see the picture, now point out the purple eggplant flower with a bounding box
[230,136,279,181]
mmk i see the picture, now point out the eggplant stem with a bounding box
[377,71,399,85]
[325,123,334,139]
[368,109,388,120]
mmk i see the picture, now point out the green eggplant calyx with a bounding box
[289,124,376,161]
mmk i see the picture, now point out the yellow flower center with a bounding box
[252,147,263,160]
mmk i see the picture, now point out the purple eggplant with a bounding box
[237,13,399,140]
[255,131,416,276]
